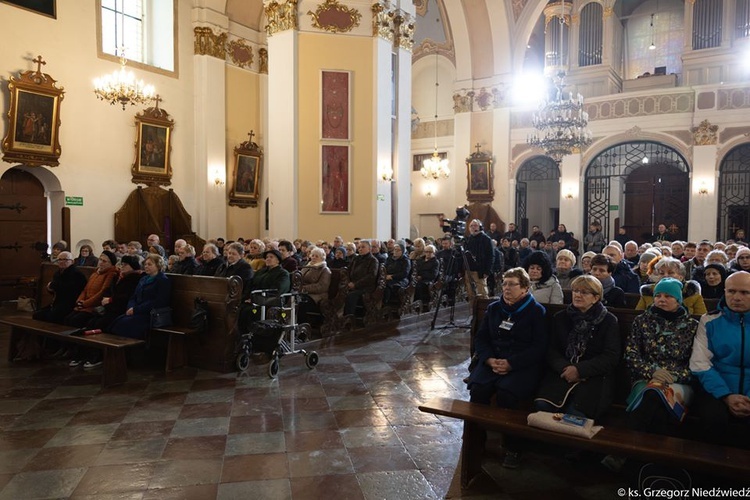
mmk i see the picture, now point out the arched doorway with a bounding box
[624,163,689,242]
[0,168,48,301]
[585,141,690,244]
[515,156,560,236]
[717,143,750,241]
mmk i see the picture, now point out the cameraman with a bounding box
[464,219,494,304]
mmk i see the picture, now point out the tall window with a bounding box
[98,0,175,73]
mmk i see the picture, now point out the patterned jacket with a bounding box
[625,306,698,384]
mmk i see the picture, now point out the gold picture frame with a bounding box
[229,132,263,208]
[2,56,64,167]
[466,149,494,202]
[131,100,174,186]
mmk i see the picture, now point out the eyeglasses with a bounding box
[501,282,521,288]
[572,289,595,296]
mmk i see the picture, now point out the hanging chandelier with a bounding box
[527,70,592,163]
[93,55,155,110]
[421,44,450,180]
[526,1,591,163]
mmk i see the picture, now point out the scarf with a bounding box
[306,260,327,268]
[564,301,609,363]
[650,305,686,322]
[600,275,615,297]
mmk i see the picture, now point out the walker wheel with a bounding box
[268,358,280,379]
[305,351,319,369]
[236,352,251,372]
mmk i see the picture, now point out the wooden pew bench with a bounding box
[419,397,750,488]
[454,297,744,489]
[0,315,144,388]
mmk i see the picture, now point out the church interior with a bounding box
[1,0,749,497]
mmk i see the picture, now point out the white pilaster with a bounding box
[454,112,472,208]
[560,153,583,234]
[395,45,412,239]
[374,37,393,241]
[689,145,718,241]
[267,29,298,238]
[492,107,512,220]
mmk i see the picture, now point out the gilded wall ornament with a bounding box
[265,0,299,37]
[194,27,227,59]
[396,12,415,50]
[308,0,361,33]
[475,88,492,111]
[372,1,396,43]
[453,92,473,114]
[692,119,719,146]
[259,48,269,74]
[227,39,253,69]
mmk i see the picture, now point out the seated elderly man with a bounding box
[344,239,379,316]
[196,243,223,276]
[33,251,88,324]
[690,271,750,447]
[216,242,254,299]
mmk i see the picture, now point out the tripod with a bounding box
[430,243,475,330]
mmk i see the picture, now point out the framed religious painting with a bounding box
[2,56,64,167]
[321,70,350,140]
[229,132,263,208]
[466,149,494,202]
[131,101,174,186]
[321,144,350,214]
[1,0,56,18]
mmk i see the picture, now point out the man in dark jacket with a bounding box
[215,242,254,299]
[33,252,88,323]
[603,244,640,293]
[464,219,494,304]
[344,240,379,316]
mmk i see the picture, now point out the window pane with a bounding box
[122,0,142,19]
[123,16,143,62]
[101,9,117,55]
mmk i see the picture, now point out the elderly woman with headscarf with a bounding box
[383,241,411,305]
[298,246,332,326]
[329,246,348,270]
[636,257,707,315]
[697,262,728,300]
[524,250,563,305]
[554,249,582,289]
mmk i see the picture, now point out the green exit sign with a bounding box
[65,196,83,206]
[609,205,619,211]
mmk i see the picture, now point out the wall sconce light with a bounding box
[210,166,225,187]
[564,191,574,200]
[698,181,708,196]
[424,183,435,197]
[378,164,394,182]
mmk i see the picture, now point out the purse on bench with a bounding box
[150,307,173,328]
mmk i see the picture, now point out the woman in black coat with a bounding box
[534,275,620,419]
[382,243,411,305]
[413,244,440,308]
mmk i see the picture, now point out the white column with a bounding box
[689,145,718,241]
[560,153,583,234]
[395,45,412,240]
[266,30,298,239]
[193,41,227,240]
[492,107,512,220]
[453,112,472,207]
[374,37,393,241]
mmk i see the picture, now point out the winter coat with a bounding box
[300,264,332,304]
[75,265,119,312]
[636,280,707,316]
[530,276,563,305]
[583,230,606,253]
[626,305,698,384]
[535,303,620,419]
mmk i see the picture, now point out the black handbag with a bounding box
[150,307,173,328]
[189,297,209,332]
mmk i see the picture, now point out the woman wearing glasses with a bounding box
[534,275,620,421]
[466,267,548,468]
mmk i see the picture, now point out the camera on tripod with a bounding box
[441,206,470,241]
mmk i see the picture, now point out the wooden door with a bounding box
[0,169,47,301]
[624,164,689,243]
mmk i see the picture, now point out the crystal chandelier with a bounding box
[93,55,155,110]
[526,1,591,163]
[421,45,450,180]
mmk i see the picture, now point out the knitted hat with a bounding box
[150,244,166,257]
[120,255,141,270]
[101,250,117,266]
[654,277,683,304]
[556,249,576,266]
[581,251,597,262]
[263,249,283,262]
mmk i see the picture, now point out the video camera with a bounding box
[441,206,470,241]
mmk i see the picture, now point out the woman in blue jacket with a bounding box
[110,253,172,340]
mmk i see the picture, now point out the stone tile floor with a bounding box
[0,307,716,499]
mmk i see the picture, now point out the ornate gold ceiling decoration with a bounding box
[227,39,254,69]
[396,12,415,50]
[259,48,268,74]
[265,0,299,36]
[414,0,427,17]
[372,1,396,43]
[194,27,227,58]
[692,119,719,146]
[308,0,361,33]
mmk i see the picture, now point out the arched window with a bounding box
[579,2,603,67]
[717,144,750,241]
[692,0,723,50]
